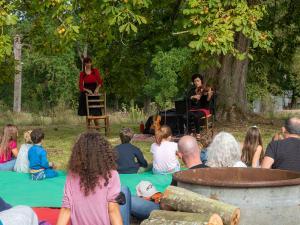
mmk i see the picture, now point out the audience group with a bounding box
[0,116,299,225]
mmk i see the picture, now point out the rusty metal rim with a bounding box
[173,168,300,187]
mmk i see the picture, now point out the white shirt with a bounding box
[14,144,32,173]
[0,206,38,225]
[233,161,247,168]
[151,141,179,173]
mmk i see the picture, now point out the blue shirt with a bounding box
[115,143,148,174]
[28,145,50,170]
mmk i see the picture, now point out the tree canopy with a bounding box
[0,0,299,115]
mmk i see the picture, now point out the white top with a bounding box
[151,141,179,173]
[14,144,32,173]
[0,205,38,225]
[233,161,247,168]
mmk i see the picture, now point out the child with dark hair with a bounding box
[28,129,58,180]
[57,130,123,225]
[115,128,148,174]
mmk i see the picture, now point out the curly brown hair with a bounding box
[68,130,117,196]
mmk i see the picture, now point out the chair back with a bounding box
[85,92,107,116]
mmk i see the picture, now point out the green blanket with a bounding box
[0,171,172,207]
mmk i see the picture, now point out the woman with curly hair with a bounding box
[56,131,123,225]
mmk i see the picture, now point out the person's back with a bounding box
[265,137,300,172]
[14,144,32,173]
[151,140,179,174]
[0,205,38,225]
[28,145,48,170]
[28,129,57,180]
[57,131,123,225]
[262,117,300,172]
[116,143,147,174]
[0,124,19,171]
[116,128,148,174]
[63,170,120,225]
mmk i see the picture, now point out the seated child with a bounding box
[198,132,213,165]
[115,128,148,174]
[151,125,180,174]
[0,124,19,171]
[241,126,264,167]
[14,130,32,173]
[28,129,58,180]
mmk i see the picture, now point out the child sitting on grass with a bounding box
[0,124,19,171]
[115,128,148,174]
[28,129,58,180]
[14,130,32,173]
[151,125,180,174]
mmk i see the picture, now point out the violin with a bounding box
[195,85,214,96]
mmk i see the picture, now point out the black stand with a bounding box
[184,86,193,135]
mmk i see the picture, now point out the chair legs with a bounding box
[104,117,109,136]
[86,116,109,136]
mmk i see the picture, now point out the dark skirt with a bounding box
[77,83,102,116]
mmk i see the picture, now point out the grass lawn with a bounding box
[2,112,286,170]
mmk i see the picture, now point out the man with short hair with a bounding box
[177,135,208,169]
[262,117,300,172]
[171,135,208,186]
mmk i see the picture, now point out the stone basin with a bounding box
[173,168,300,225]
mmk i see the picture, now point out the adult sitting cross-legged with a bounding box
[262,117,300,172]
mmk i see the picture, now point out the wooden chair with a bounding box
[199,113,214,137]
[199,94,216,136]
[85,92,109,135]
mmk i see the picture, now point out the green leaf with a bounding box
[188,41,197,49]
[139,16,147,24]
[233,18,241,26]
[119,24,127,33]
[5,14,17,25]
[130,23,138,33]
[71,26,79,33]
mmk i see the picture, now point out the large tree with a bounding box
[180,0,272,120]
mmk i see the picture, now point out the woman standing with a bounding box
[77,57,103,126]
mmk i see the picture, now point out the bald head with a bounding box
[284,117,300,135]
[178,135,199,156]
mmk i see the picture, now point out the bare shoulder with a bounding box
[256,145,263,152]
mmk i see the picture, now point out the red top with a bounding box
[0,140,17,163]
[79,68,103,92]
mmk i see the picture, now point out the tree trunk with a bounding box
[141,210,223,225]
[143,97,151,114]
[13,35,22,113]
[290,89,296,109]
[114,97,119,111]
[161,186,240,225]
[216,33,251,121]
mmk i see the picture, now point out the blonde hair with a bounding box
[155,125,172,145]
[0,124,18,157]
[24,130,32,144]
